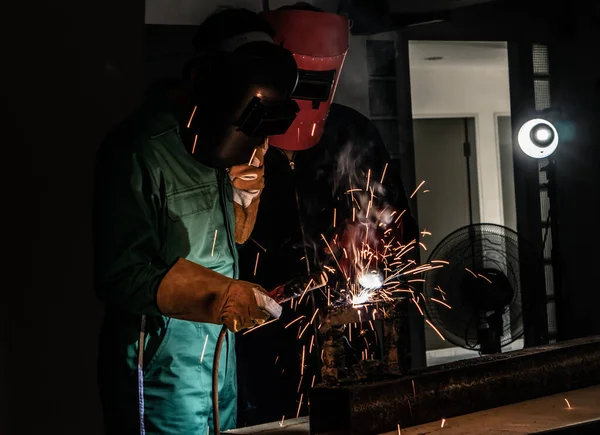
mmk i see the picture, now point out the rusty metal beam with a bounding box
[309,335,600,435]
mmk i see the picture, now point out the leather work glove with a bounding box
[228,139,268,244]
[156,258,282,332]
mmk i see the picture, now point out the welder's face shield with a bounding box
[261,9,349,151]
[188,33,300,168]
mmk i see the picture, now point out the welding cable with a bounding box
[212,325,229,435]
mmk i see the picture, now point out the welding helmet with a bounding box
[187,14,300,168]
[260,8,349,151]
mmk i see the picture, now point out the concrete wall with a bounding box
[409,57,512,226]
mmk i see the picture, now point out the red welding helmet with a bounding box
[261,9,349,151]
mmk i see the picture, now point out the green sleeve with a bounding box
[92,140,169,316]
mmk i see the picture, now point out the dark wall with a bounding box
[8,0,145,433]
[550,11,600,339]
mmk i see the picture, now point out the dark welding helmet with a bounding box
[260,8,349,151]
[187,29,300,168]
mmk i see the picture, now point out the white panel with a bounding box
[409,41,511,226]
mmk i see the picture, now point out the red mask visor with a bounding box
[261,9,349,151]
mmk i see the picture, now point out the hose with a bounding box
[212,325,228,435]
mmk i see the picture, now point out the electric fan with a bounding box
[422,223,537,354]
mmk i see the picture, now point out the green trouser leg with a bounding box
[100,318,237,435]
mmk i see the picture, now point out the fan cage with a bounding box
[422,224,528,350]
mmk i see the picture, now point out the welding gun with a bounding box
[265,272,329,305]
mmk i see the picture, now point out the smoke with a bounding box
[328,130,399,298]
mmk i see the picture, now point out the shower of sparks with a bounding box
[187,106,197,128]
[192,134,198,154]
[441,418,446,428]
[200,334,209,363]
[253,252,260,276]
[211,230,218,256]
[282,166,446,405]
[564,398,572,409]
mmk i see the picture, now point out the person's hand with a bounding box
[156,258,280,332]
[222,280,280,332]
[229,140,268,244]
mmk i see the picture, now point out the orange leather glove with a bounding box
[228,139,268,244]
[157,258,281,332]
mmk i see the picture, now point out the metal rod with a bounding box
[463,117,474,226]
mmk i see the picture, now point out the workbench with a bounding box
[227,384,600,434]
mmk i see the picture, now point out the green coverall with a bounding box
[93,90,238,434]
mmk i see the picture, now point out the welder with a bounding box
[233,3,418,425]
[93,8,299,434]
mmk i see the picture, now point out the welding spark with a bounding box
[280,415,285,427]
[431,297,452,309]
[298,322,311,339]
[311,122,317,136]
[410,180,426,198]
[441,418,446,428]
[397,423,402,434]
[426,319,446,341]
[465,267,477,277]
[253,252,260,276]
[478,273,492,283]
[380,162,389,184]
[200,334,209,363]
[250,238,267,252]
[187,105,197,128]
[248,147,258,166]
[192,135,198,154]
[211,230,218,256]
[243,318,278,335]
[564,398,572,409]
[296,394,304,419]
